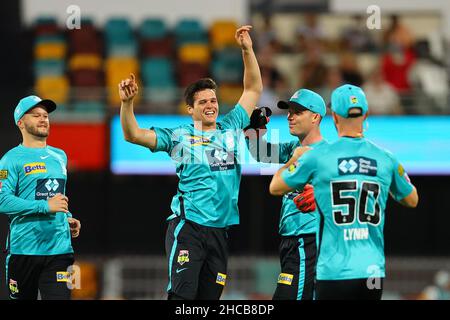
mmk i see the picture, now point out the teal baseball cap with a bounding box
[14,95,57,125]
[277,89,326,117]
[330,84,368,118]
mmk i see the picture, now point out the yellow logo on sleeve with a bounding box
[398,164,405,176]
[0,170,8,179]
[23,162,47,175]
[277,273,294,285]
[288,162,298,173]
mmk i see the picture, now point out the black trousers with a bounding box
[166,217,229,300]
[6,253,74,300]
[316,278,384,300]
[273,234,316,300]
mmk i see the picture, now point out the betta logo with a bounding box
[23,162,47,175]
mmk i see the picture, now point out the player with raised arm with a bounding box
[246,89,327,300]
[119,25,262,300]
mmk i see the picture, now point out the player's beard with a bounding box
[24,122,49,138]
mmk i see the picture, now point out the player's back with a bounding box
[312,136,402,280]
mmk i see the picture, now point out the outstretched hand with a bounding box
[118,73,139,102]
[235,25,253,50]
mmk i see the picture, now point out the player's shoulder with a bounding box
[47,145,67,159]
[47,145,66,155]
[1,145,24,161]
[364,139,397,161]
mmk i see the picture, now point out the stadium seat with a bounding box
[210,20,238,50]
[70,69,103,87]
[35,76,70,104]
[104,18,133,43]
[140,18,167,40]
[34,59,65,77]
[174,19,208,47]
[35,42,67,59]
[218,84,242,105]
[177,62,209,87]
[141,58,175,87]
[33,16,59,36]
[69,54,102,71]
[178,44,210,65]
[141,37,173,57]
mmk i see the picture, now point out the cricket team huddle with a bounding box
[0,25,418,300]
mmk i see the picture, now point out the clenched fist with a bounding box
[48,193,69,213]
[119,73,139,102]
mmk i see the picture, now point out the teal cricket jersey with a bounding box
[281,137,414,280]
[278,140,328,236]
[151,103,250,228]
[0,144,73,255]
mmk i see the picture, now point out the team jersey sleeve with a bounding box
[0,154,50,216]
[62,151,72,218]
[280,150,317,191]
[150,127,178,154]
[220,103,251,130]
[388,155,414,202]
[278,141,298,164]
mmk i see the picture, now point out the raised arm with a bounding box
[119,73,157,149]
[236,25,263,117]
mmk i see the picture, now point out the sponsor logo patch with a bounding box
[189,136,211,146]
[0,170,8,179]
[56,271,71,282]
[9,279,19,294]
[206,149,235,171]
[398,164,405,177]
[338,157,377,176]
[288,162,298,173]
[350,95,358,104]
[177,250,190,265]
[216,273,227,286]
[278,273,294,285]
[23,162,47,175]
[35,178,65,200]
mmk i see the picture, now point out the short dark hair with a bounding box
[184,78,217,106]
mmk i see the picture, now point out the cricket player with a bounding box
[246,89,327,300]
[0,95,81,300]
[270,84,418,300]
[119,25,262,300]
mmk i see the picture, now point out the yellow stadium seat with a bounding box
[178,100,189,115]
[35,76,69,104]
[178,44,210,65]
[219,84,242,105]
[105,57,139,86]
[210,20,238,50]
[105,57,139,73]
[35,43,67,59]
[69,54,103,71]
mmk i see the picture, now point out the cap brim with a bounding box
[277,100,309,111]
[36,99,57,113]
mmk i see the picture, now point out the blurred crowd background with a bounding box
[0,0,450,300]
